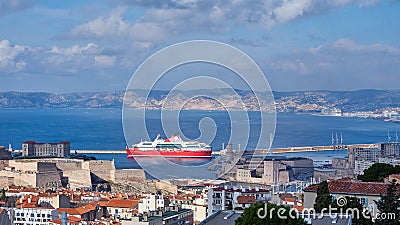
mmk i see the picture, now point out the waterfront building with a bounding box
[22,141,70,158]
[380,142,400,158]
[348,147,380,167]
[235,156,313,185]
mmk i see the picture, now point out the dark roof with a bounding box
[23,141,70,145]
[199,211,242,225]
[304,179,387,196]
[213,187,269,193]
[304,214,351,225]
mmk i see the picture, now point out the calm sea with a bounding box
[0,109,399,171]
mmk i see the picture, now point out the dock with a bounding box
[73,150,126,154]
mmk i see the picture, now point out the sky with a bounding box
[0,0,399,93]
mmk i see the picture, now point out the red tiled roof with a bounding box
[283,198,296,203]
[237,196,256,204]
[58,203,97,215]
[304,180,387,195]
[50,216,82,225]
[103,199,138,208]
[293,205,304,212]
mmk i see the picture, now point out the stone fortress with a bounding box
[0,158,146,191]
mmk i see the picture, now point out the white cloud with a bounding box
[71,7,131,38]
[0,40,28,72]
[273,0,313,24]
[95,55,116,66]
[68,0,385,48]
[311,38,400,55]
[0,39,124,74]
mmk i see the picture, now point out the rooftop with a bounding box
[199,210,242,225]
[304,179,387,196]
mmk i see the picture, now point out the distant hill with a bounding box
[1,89,400,112]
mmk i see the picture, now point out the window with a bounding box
[360,198,368,206]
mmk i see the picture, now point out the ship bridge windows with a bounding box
[156,144,182,148]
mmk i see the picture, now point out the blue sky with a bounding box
[0,0,399,92]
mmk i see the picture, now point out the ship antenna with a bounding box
[396,131,399,143]
[332,132,334,146]
[388,130,391,143]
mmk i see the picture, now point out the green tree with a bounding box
[313,181,333,212]
[358,163,400,182]
[235,202,307,225]
[375,180,400,225]
[0,189,5,200]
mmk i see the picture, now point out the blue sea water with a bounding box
[0,109,399,171]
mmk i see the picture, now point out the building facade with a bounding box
[13,207,57,225]
[207,185,270,215]
[22,141,70,158]
[380,142,400,157]
[138,193,165,214]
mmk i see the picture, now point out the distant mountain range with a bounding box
[1,89,400,112]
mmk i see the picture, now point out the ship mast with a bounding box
[340,132,343,146]
[336,132,338,146]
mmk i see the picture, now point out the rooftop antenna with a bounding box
[331,133,334,146]
[396,131,399,143]
[388,130,391,143]
[222,143,225,151]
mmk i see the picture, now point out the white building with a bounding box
[138,193,165,214]
[182,197,208,223]
[354,160,375,175]
[207,185,270,215]
[13,207,56,225]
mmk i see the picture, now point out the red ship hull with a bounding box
[126,148,212,158]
